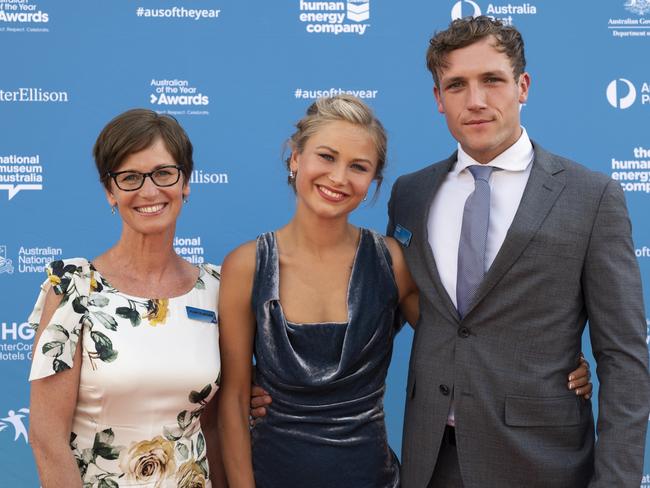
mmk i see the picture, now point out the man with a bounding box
[387,16,649,487]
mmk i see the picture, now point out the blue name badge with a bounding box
[186,306,217,324]
[394,224,412,247]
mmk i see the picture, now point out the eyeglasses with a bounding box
[107,165,183,191]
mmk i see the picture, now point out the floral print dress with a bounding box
[29,258,221,488]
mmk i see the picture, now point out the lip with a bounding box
[133,202,168,215]
[464,119,493,126]
[316,184,348,203]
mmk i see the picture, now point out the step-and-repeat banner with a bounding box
[1,1,649,485]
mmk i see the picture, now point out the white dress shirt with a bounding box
[427,128,534,309]
[427,128,534,426]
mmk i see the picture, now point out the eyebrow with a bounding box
[118,163,177,173]
[316,145,374,165]
[442,69,510,85]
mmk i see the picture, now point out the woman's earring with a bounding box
[288,170,296,184]
[111,205,117,215]
[363,194,368,202]
[183,196,189,204]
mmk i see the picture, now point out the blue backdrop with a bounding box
[2,1,650,486]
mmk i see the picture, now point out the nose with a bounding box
[138,174,160,197]
[466,83,487,110]
[328,163,348,185]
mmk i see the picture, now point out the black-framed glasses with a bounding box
[107,165,182,191]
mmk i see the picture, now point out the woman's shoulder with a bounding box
[45,257,92,295]
[221,240,257,278]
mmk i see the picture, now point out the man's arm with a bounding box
[583,179,650,487]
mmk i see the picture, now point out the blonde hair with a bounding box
[286,94,387,196]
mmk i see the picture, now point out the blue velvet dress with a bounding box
[251,228,401,488]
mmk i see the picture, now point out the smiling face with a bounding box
[106,137,189,237]
[433,36,530,163]
[290,120,378,221]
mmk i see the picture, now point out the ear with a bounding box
[104,187,117,208]
[289,151,300,173]
[517,72,531,104]
[183,176,191,199]
[433,85,445,114]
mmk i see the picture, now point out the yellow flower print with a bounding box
[146,298,169,326]
[47,268,61,286]
[118,436,176,486]
[176,460,206,488]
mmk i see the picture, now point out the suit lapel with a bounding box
[413,154,460,323]
[464,144,566,318]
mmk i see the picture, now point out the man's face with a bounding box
[433,36,530,164]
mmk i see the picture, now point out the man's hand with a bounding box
[250,385,272,425]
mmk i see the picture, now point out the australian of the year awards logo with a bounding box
[0,154,43,200]
[149,79,210,116]
[608,1,650,37]
[606,78,650,110]
[450,0,537,25]
[299,0,371,35]
[0,0,49,33]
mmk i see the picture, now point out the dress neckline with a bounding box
[89,262,204,301]
[271,228,366,326]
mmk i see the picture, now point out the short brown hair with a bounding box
[286,94,387,197]
[93,109,193,190]
[426,16,526,87]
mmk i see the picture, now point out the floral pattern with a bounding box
[29,258,221,487]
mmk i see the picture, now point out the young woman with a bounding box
[217,95,591,488]
[28,109,225,488]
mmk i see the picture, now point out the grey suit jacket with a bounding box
[387,143,650,488]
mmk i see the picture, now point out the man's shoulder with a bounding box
[533,142,612,189]
[394,154,455,188]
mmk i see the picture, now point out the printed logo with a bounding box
[299,0,371,35]
[0,0,49,33]
[611,146,650,193]
[0,408,29,443]
[607,78,637,109]
[625,0,650,15]
[450,1,537,25]
[0,88,68,103]
[0,246,63,273]
[608,2,650,38]
[293,87,378,100]
[347,0,369,21]
[149,79,210,116]
[451,0,482,20]
[637,246,650,257]
[643,472,650,487]
[1,321,34,362]
[190,169,229,185]
[0,154,43,200]
[174,236,205,265]
[135,6,221,21]
[0,246,14,274]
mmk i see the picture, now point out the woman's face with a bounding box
[290,120,378,221]
[106,137,189,237]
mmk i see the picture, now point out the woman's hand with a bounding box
[568,354,593,399]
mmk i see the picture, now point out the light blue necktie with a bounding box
[456,165,494,318]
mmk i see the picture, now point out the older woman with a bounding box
[28,109,224,488]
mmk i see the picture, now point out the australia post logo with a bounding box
[450,1,537,25]
[606,78,650,109]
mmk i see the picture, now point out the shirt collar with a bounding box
[453,127,534,175]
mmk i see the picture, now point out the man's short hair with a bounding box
[426,16,526,87]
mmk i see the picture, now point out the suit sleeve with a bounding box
[386,177,400,238]
[583,179,650,487]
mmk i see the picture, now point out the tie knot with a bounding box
[468,165,494,182]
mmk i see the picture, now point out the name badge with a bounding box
[186,306,217,324]
[394,224,412,247]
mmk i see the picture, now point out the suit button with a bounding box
[439,384,450,396]
[458,327,471,338]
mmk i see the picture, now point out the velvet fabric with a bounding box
[251,228,401,488]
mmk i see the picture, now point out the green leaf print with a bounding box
[194,277,206,290]
[53,359,71,372]
[92,311,118,331]
[90,331,118,362]
[72,296,88,314]
[199,458,209,477]
[51,323,70,339]
[98,478,119,488]
[177,410,192,429]
[115,306,141,327]
[94,428,115,446]
[175,442,190,461]
[163,424,183,441]
[196,432,205,457]
[42,341,64,357]
[88,294,109,308]
[189,384,212,404]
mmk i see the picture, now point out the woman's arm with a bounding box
[217,242,257,487]
[201,392,227,488]
[29,289,84,488]
[384,237,419,327]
